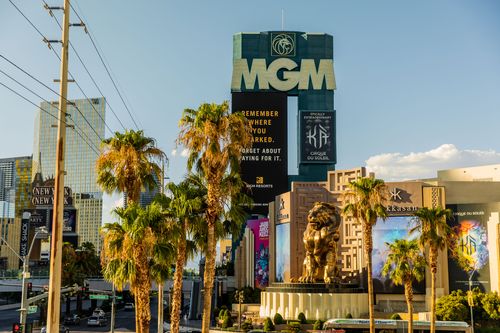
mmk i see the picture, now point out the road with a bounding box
[0,297,188,333]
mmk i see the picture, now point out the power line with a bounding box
[0,54,106,142]
[7,0,121,137]
[45,5,128,132]
[0,80,100,157]
[70,2,141,130]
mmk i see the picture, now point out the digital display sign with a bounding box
[232,92,288,214]
[300,111,335,163]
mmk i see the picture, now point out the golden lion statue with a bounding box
[298,202,341,284]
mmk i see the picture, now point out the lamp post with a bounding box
[235,290,245,330]
[0,223,48,331]
[468,270,476,333]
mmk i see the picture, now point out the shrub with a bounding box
[222,314,234,329]
[313,320,323,330]
[264,317,275,331]
[242,320,253,331]
[273,312,284,325]
[482,292,500,320]
[345,313,353,319]
[297,312,306,324]
[436,292,468,321]
[390,313,402,320]
[288,321,301,333]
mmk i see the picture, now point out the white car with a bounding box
[92,308,106,317]
[87,315,107,327]
[124,302,135,311]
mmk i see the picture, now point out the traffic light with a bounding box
[12,323,22,333]
[27,282,32,297]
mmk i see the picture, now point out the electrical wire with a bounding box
[0,80,100,157]
[0,54,105,143]
[70,1,141,130]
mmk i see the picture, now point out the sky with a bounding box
[1,0,500,226]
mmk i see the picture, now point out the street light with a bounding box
[468,270,476,333]
[0,218,48,331]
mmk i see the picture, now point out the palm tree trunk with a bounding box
[430,248,437,333]
[201,221,217,333]
[158,283,164,333]
[171,222,187,333]
[134,292,140,332]
[405,280,414,333]
[135,251,152,333]
[364,224,375,333]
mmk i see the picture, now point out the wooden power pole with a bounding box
[46,0,70,331]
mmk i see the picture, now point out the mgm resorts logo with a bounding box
[271,33,296,56]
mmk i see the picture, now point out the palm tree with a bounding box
[101,202,171,333]
[411,207,454,333]
[96,129,165,204]
[162,177,205,333]
[382,239,426,333]
[177,101,253,333]
[342,177,388,333]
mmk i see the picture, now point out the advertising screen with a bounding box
[300,111,336,163]
[247,218,270,288]
[48,208,77,233]
[372,216,425,294]
[232,92,288,214]
[275,222,290,282]
[447,203,500,292]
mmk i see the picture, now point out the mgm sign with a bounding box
[231,31,336,214]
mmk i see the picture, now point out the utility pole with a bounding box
[110,284,116,333]
[157,157,165,333]
[46,0,70,332]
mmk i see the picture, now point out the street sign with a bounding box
[90,294,109,300]
[28,305,38,314]
[115,296,123,300]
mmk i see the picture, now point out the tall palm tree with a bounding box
[411,207,454,333]
[96,129,165,204]
[162,176,205,333]
[177,101,252,333]
[382,239,426,333]
[101,202,171,333]
[342,177,388,333]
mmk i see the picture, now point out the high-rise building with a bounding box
[33,97,105,252]
[0,156,32,269]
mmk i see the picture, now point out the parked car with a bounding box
[64,314,81,325]
[41,325,69,333]
[92,308,106,317]
[87,315,108,327]
[124,302,135,311]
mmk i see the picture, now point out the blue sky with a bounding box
[1,0,500,224]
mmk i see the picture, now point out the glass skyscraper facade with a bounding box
[33,97,105,252]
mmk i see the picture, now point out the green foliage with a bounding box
[288,321,301,333]
[241,320,253,331]
[436,291,469,321]
[221,314,234,329]
[313,320,324,330]
[345,313,353,319]
[233,286,261,304]
[273,312,284,325]
[264,317,275,332]
[297,312,306,324]
[482,292,500,320]
[390,313,402,320]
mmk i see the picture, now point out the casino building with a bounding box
[234,164,500,315]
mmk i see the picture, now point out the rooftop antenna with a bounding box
[281,9,285,30]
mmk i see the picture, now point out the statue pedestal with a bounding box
[260,283,368,320]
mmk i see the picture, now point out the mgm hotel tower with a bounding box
[32,97,105,253]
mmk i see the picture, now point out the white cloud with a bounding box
[366,144,500,181]
[181,148,189,157]
[101,192,124,225]
[171,149,177,156]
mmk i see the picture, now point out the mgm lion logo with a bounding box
[271,33,295,56]
[298,202,341,284]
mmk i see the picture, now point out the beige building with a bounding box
[235,164,500,314]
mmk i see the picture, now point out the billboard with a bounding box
[372,216,425,294]
[19,213,30,257]
[49,209,77,233]
[247,218,270,288]
[232,92,288,214]
[447,203,500,292]
[275,222,290,282]
[300,111,335,163]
